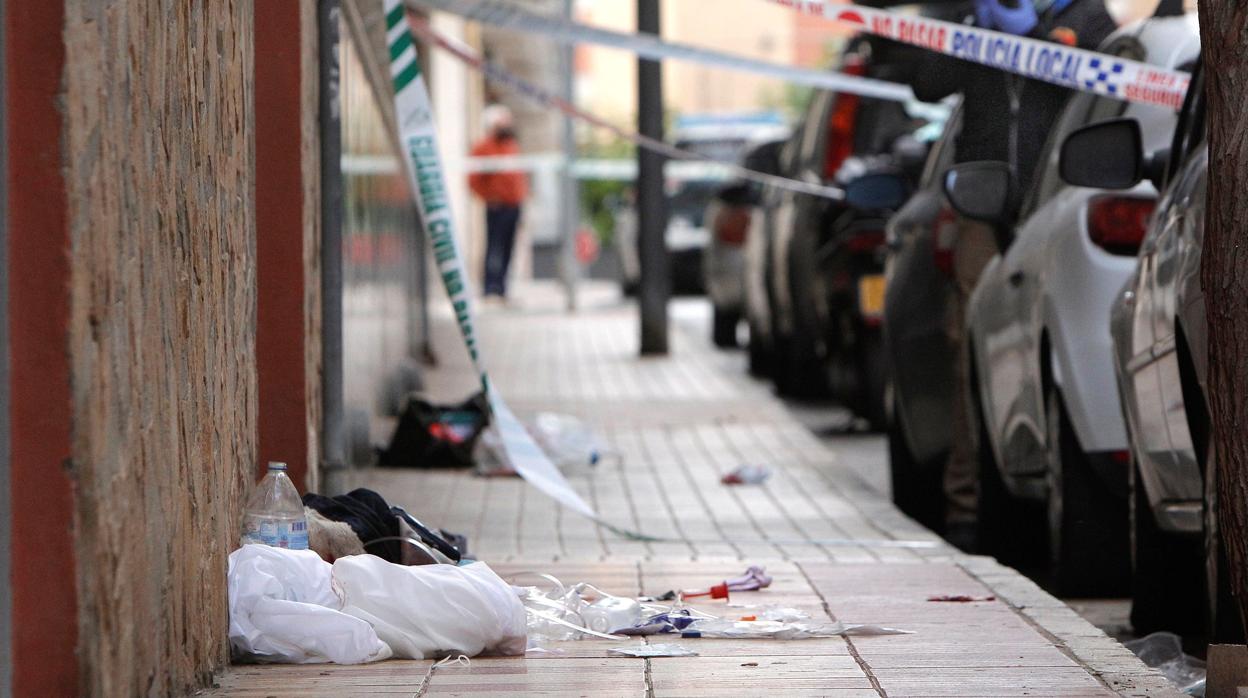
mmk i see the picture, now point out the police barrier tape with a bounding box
[406,0,915,103]
[410,0,1190,111]
[766,0,1190,110]
[411,19,853,202]
[382,0,605,527]
[463,153,737,182]
[342,152,738,182]
[382,3,950,548]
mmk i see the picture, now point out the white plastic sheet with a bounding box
[685,618,912,639]
[334,556,528,659]
[227,545,393,664]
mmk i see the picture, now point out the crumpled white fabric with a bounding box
[228,545,393,664]
[333,556,527,659]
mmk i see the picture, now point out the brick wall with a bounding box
[62,1,256,694]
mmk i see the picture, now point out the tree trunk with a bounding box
[1197,0,1248,633]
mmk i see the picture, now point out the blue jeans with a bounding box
[484,205,521,296]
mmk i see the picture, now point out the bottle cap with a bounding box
[268,461,288,471]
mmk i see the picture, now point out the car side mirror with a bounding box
[1143,147,1170,190]
[942,161,1017,227]
[1059,118,1143,189]
[844,172,909,211]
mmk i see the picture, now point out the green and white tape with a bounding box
[383,0,598,522]
[379,3,950,550]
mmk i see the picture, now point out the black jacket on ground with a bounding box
[913,0,1117,191]
[303,488,402,562]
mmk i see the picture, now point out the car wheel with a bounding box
[975,386,1047,569]
[1129,453,1203,636]
[773,336,826,398]
[888,392,945,533]
[857,328,888,430]
[1045,384,1130,597]
[776,229,828,399]
[747,322,771,377]
[712,307,739,348]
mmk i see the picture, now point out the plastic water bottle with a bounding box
[241,462,308,550]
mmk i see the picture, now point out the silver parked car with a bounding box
[1060,61,1242,641]
[943,15,1199,596]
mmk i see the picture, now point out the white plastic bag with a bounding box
[334,557,527,659]
[228,545,393,664]
[530,412,606,467]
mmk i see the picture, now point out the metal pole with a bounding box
[318,0,348,495]
[636,0,668,354]
[557,0,579,312]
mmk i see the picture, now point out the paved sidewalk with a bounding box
[209,283,1178,697]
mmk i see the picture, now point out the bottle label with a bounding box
[258,519,309,550]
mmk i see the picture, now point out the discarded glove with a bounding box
[973,0,1038,35]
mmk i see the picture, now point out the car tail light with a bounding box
[1110,450,1130,466]
[1087,196,1155,256]
[822,58,866,181]
[713,205,750,247]
[932,206,958,278]
[845,229,885,253]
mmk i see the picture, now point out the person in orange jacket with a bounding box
[469,104,528,300]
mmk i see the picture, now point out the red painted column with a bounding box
[254,2,310,490]
[5,1,78,695]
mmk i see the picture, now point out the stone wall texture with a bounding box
[62,1,256,695]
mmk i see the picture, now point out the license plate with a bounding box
[858,274,886,317]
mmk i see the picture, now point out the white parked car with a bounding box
[703,140,785,347]
[617,114,789,298]
[942,14,1199,596]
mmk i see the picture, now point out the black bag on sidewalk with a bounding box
[377,392,490,468]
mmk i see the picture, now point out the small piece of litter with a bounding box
[724,565,773,591]
[927,595,995,603]
[721,464,771,485]
[741,662,759,667]
[608,643,698,658]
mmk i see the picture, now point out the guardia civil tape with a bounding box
[412,19,848,202]
[766,0,1190,110]
[380,4,951,550]
[382,0,600,523]
[405,0,915,103]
